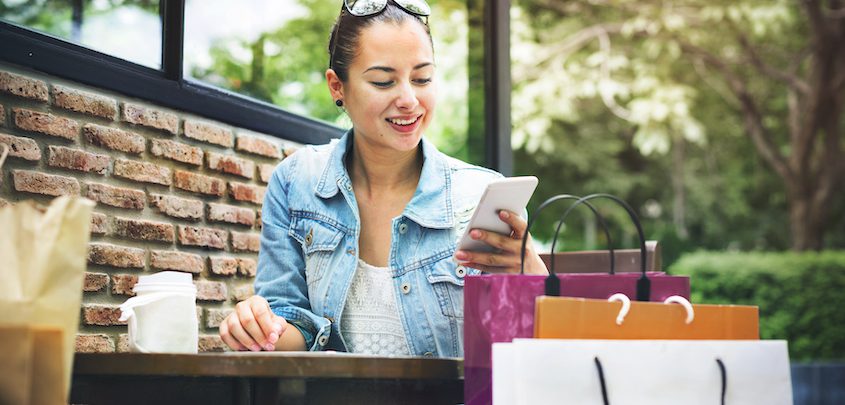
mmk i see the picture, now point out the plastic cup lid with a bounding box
[137,271,193,286]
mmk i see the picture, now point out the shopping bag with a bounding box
[465,194,691,405]
[535,294,759,339]
[493,339,792,405]
[0,195,95,404]
[0,325,63,405]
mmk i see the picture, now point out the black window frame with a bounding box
[0,0,511,173]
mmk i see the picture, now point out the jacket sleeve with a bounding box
[254,160,329,351]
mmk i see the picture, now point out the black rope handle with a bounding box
[550,194,650,301]
[595,357,610,405]
[717,358,727,405]
[519,194,615,276]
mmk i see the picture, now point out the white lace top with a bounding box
[339,259,411,356]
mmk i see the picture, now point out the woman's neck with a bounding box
[347,135,423,199]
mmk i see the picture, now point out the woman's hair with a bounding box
[328,3,432,82]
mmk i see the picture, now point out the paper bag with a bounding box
[0,196,95,403]
[493,339,792,405]
[0,326,64,405]
[535,295,759,339]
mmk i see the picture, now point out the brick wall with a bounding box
[0,63,299,353]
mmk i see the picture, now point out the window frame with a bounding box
[0,0,511,172]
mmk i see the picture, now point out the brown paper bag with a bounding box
[0,326,63,405]
[0,196,94,404]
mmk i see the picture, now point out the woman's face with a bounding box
[329,20,436,153]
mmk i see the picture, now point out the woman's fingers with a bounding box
[497,210,528,238]
[219,318,246,351]
[250,298,284,348]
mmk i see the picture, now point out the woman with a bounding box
[219,0,548,356]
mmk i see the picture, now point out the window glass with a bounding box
[0,0,162,69]
[184,0,470,156]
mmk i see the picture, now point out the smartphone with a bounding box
[457,176,539,253]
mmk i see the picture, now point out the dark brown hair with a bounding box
[328,3,432,82]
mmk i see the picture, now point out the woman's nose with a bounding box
[395,82,419,110]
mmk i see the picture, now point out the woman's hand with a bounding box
[454,210,549,275]
[219,295,288,351]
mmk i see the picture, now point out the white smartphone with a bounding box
[457,176,539,253]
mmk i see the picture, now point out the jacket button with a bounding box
[401,282,411,294]
[398,222,408,234]
[345,183,352,191]
[423,351,434,357]
[456,265,466,278]
[347,248,355,256]
[318,335,329,346]
[305,228,313,246]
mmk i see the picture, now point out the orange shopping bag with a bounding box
[534,294,758,339]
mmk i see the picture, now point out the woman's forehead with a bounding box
[355,21,434,68]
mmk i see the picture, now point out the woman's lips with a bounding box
[386,115,422,133]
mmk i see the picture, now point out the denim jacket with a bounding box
[255,130,502,357]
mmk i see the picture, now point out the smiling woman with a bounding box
[218,0,549,358]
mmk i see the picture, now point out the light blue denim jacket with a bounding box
[255,130,502,357]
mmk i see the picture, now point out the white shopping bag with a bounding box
[493,339,792,405]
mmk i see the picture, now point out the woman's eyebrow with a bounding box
[363,62,434,73]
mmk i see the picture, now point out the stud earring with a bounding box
[335,99,344,107]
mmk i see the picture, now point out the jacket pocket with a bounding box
[425,255,465,319]
[289,213,345,288]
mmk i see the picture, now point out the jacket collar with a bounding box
[315,130,454,229]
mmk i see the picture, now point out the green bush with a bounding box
[668,251,845,361]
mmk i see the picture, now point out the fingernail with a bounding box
[455,251,468,260]
[500,210,510,219]
[269,332,279,342]
[250,344,261,352]
[264,343,275,351]
[471,230,482,239]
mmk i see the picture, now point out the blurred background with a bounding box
[2,0,843,399]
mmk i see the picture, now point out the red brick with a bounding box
[205,308,234,329]
[114,217,174,243]
[236,133,281,158]
[83,123,145,154]
[52,84,117,119]
[174,170,225,197]
[0,133,41,161]
[151,138,203,166]
[229,182,265,205]
[111,274,138,296]
[255,209,262,231]
[83,272,109,292]
[83,304,126,326]
[233,284,255,302]
[75,334,115,353]
[113,158,172,186]
[13,108,79,140]
[117,334,130,353]
[198,335,228,352]
[196,280,227,302]
[150,250,204,273]
[178,225,228,250]
[283,146,299,158]
[12,170,80,196]
[149,193,203,220]
[231,231,260,253]
[184,119,233,147]
[209,256,239,276]
[238,258,257,277]
[88,243,145,268]
[122,102,178,134]
[47,145,110,174]
[90,212,108,235]
[86,183,145,209]
[0,71,48,101]
[208,203,255,227]
[258,163,275,183]
[207,152,255,179]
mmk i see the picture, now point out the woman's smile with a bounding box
[386,114,423,133]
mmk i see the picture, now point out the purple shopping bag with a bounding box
[463,194,691,405]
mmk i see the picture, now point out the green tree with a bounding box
[512,0,845,251]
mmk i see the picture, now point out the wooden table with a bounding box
[70,352,464,405]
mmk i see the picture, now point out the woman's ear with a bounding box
[326,69,344,101]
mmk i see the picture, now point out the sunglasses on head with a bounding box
[344,0,431,18]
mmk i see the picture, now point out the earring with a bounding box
[335,99,344,107]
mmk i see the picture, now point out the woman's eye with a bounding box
[414,78,432,85]
[371,81,393,88]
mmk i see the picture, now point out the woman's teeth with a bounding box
[388,116,419,126]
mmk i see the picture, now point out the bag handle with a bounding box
[548,194,650,300]
[594,356,727,404]
[519,194,616,276]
